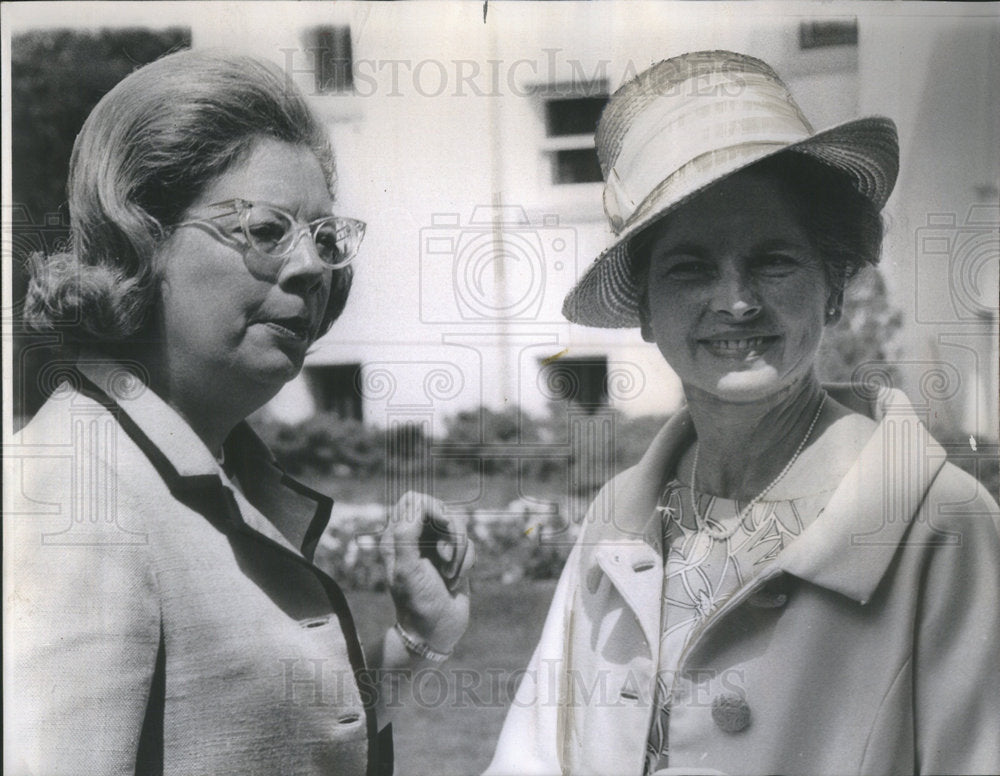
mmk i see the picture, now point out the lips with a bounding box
[258,315,313,341]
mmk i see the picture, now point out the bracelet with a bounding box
[393,622,452,663]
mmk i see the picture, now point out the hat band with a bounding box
[604,70,813,230]
[623,141,804,235]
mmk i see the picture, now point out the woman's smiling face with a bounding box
[644,168,838,403]
[151,137,336,401]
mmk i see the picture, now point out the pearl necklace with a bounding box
[690,392,827,541]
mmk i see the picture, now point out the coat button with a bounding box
[712,693,751,733]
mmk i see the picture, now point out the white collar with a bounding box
[582,386,948,605]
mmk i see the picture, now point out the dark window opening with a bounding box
[799,19,858,49]
[308,25,353,93]
[551,148,604,185]
[305,363,363,420]
[542,357,609,413]
[545,96,608,137]
[542,92,608,186]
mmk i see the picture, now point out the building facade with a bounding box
[6,2,998,449]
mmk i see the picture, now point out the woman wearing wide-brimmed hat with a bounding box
[486,51,1000,776]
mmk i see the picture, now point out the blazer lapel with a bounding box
[594,542,664,650]
[583,410,696,650]
[779,389,949,604]
[223,423,334,558]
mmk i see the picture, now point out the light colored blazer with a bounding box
[486,389,1000,775]
[4,363,390,776]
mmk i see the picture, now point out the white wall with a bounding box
[859,5,999,441]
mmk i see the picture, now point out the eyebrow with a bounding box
[651,241,706,260]
[300,203,338,220]
[249,200,337,220]
[751,238,811,253]
[653,237,810,260]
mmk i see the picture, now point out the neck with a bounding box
[683,374,827,499]
[86,346,266,457]
[159,387,250,457]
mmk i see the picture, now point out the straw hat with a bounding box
[562,50,899,328]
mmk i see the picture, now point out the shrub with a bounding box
[252,404,670,493]
[437,406,544,476]
[252,412,384,476]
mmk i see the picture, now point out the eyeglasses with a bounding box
[175,198,365,270]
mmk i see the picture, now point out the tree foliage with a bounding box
[10,28,191,423]
[818,268,904,384]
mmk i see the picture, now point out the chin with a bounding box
[713,366,786,401]
[244,351,305,392]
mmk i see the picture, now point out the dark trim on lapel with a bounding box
[281,473,335,562]
[74,370,391,775]
[223,421,336,557]
[135,623,166,776]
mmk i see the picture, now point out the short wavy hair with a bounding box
[25,48,352,344]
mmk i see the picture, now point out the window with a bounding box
[306,25,353,94]
[305,363,363,420]
[552,148,604,185]
[544,96,607,137]
[799,19,858,49]
[538,86,608,186]
[541,356,609,413]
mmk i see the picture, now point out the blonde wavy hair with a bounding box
[25,48,351,344]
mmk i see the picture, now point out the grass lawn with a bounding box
[347,579,559,776]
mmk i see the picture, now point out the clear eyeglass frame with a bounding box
[174,198,365,271]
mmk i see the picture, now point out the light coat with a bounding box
[4,364,391,776]
[486,389,1000,775]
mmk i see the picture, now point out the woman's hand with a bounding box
[380,491,474,655]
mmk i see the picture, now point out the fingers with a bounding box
[389,491,474,593]
[453,534,476,586]
[434,526,468,593]
[389,492,440,563]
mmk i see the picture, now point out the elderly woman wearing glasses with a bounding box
[487,51,1000,776]
[7,50,471,776]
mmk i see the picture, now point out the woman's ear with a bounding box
[825,289,844,325]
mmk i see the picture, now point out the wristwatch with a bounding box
[393,622,452,663]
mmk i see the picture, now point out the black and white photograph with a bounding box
[3,1,998,774]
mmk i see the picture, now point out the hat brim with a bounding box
[562,116,899,328]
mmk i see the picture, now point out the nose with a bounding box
[276,231,328,294]
[709,265,761,320]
